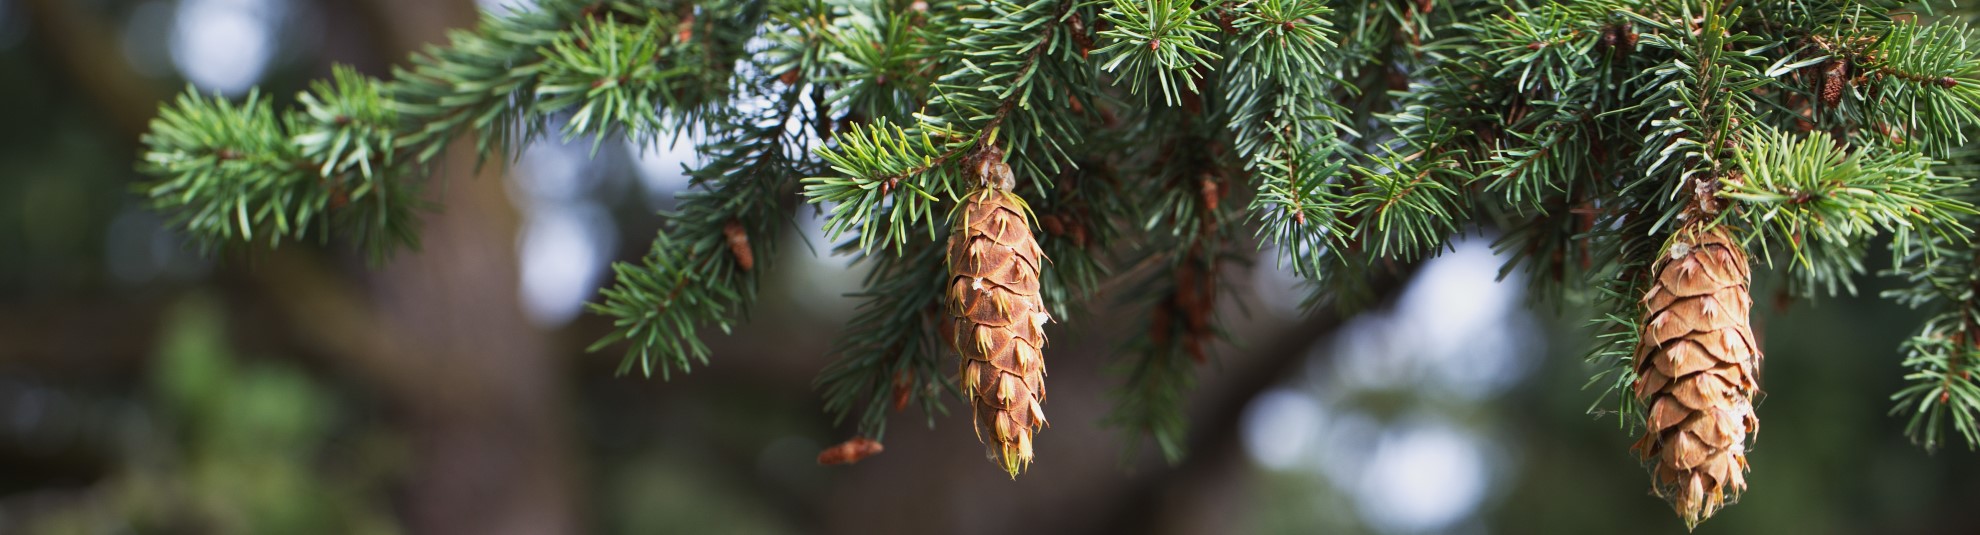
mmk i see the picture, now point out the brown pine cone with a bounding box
[946,159,1050,477]
[1631,226,1762,529]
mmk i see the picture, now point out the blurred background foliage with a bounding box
[2,0,1980,534]
[20,297,400,535]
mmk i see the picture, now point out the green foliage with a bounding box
[814,235,954,439]
[1882,210,1980,450]
[806,119,959,253]
[134,0,1980,484]
[1725,128,1974,269]
[590,65,814,379]
[1093,0,1221,105]
[1855,22,1980,155]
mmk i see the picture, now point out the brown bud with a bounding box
[675,17,695,43]
[723,220,754,271]
[1199,176,1222,212]
[1821,59,1848,107]
[780,69,801,86]
[972,155,1016,191]
[817,437,884,465]
[1069,13,1092,58]
[892,370,912,412]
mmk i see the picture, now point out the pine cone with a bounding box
[946,159,1050,477]
[1631,226,1762,529]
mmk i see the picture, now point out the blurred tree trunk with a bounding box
[353,2,579,534]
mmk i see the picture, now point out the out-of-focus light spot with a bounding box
[1394,238,1535,399]
[1353,420,1491,534]
[170,0,283,96]
[1313,409,1381,488]
[1333,315,1407,391]
[1331,236,1536,401]
[1242,388,1326,470]
[517,203,616,327]
[627,135,700,207]
[1251,259,1308,320]
[514,140,595,201]
[476,0,537,15]
[104,208,210,285]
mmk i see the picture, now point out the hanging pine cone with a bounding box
[946,151,1050,477]
[1630,225,1762,529]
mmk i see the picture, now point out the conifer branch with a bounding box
[1104,117,1233,464]
[814,234,954,440]
[140,1,744,256]
[804,0,1095,254]
[1219,0,1351,280]
[588,75,814,377]
[1884,215,1980,450]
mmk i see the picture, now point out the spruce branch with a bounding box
[1104,115,1233,464]
[1342,149,1467,262]
[588,42,820,377]
[818,2,927,121]
[1623,3,1766,226]
[805,0,1093,253]
[814,234,955,440]
[1724,127,1975,270]
[1092,0,1221,105]
[140,1,743,254]
[807,119,961,254]
[1883,214,1980,450]
[1854,22,1980,155]
[1217,0,1357,281]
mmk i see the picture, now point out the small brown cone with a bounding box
[1631,226,1762,529]
[946,155,1050,478]
[817,437,884,465]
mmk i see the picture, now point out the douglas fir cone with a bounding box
[1632,225,1763,529]
[946,150,1050,477]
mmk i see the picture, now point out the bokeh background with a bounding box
[3,1,1980,534]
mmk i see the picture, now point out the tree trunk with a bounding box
[357,2,579,534]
